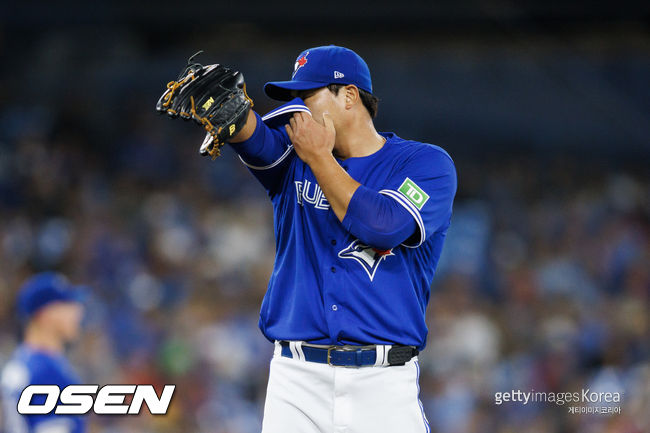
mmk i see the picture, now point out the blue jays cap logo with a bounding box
[338,239,394,281]
[292,51,309,78]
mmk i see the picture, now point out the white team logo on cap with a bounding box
[334,71,345,79]
[338,239,394,281]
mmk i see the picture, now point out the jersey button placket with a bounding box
[325,194,343,338]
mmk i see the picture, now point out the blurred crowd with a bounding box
[422,158,650,433]
[0,100,647,433]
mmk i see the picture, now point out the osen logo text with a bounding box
[17,384,175,415]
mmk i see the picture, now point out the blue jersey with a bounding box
[1,345,86,433]
[232,99,457,351]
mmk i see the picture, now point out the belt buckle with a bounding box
[327,345,366,366]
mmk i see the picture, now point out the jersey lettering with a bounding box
[295,179,330,210]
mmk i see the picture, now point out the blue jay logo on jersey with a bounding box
[338,240,394,281]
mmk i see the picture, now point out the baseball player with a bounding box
[158,45,456,433]
[1,272,87,433]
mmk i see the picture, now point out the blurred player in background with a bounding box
[1,272,87,433]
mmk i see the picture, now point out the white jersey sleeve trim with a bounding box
[261,105,310,122]
[238,145,294,170]
[379,189,426,248]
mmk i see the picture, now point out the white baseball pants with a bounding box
[261,342,430,433]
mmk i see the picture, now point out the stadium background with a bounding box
[0,1,648,432]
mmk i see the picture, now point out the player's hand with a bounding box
[285,112,336,166]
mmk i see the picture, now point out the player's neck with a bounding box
[24,324,64,354]
[333,117,385,160]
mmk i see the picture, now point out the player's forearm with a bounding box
[228,111,292,169]
[308,154,361,222]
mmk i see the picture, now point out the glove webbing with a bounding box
[161,73,196,117]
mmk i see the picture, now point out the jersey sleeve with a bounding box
[379,145,457,248]
[229,111,295,196]
[342,185,418,250]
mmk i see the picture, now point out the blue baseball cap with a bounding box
[264,45,373,101]
[17,272,85,321]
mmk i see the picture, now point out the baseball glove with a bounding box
[156,51,253,159]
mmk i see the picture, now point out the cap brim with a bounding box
[264,80,327,101]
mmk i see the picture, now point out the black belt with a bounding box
[280,341,418,367]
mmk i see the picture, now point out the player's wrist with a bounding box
[229,109,257,143]
[304,150,336,169]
